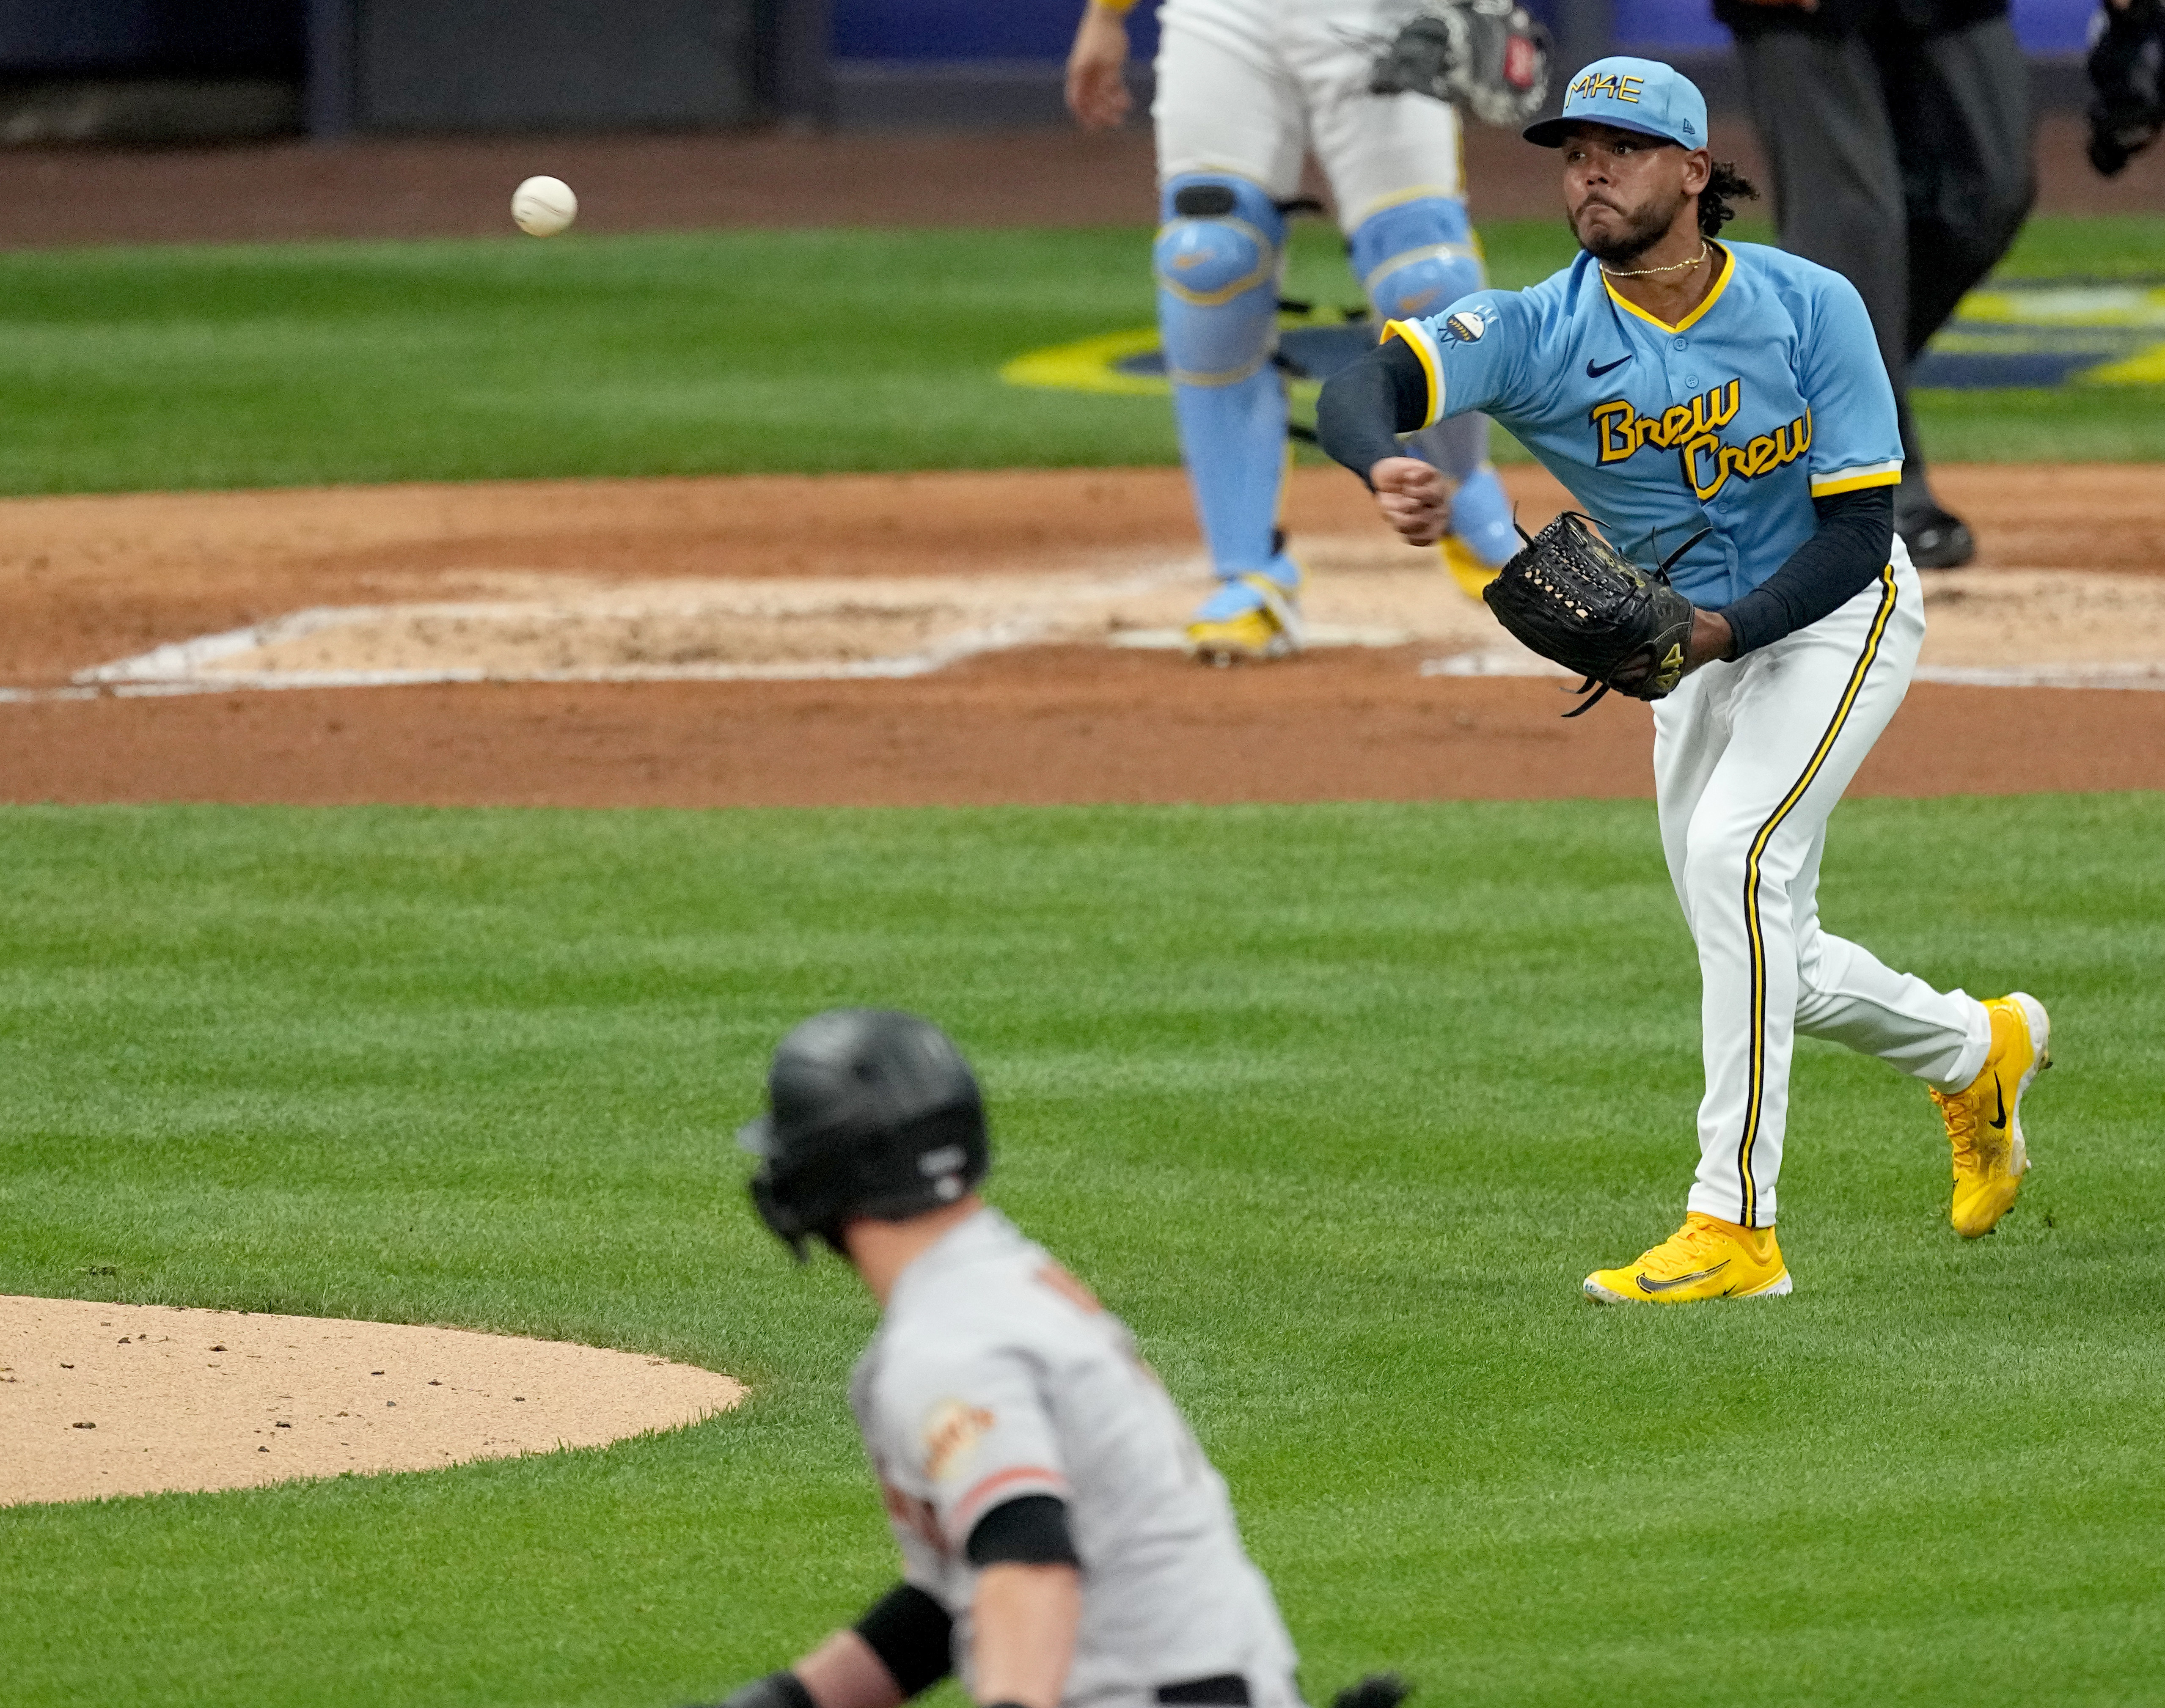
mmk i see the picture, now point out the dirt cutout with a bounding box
[0,1296,746,1508]
[3,464,2163,807]
[47,551,2165,696]
[8,466,2165,697]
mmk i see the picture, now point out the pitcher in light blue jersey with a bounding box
[1317,58,2052,1305]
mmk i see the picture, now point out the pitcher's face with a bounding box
[1561,124,1708,264]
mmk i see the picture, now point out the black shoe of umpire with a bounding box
[1897,498,1976,570]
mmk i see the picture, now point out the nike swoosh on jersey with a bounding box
[1989,1078,2008,1130]
[1635,1260,1730,1293]
[1586,355,1632,378]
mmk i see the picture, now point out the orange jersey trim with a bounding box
[949,1463,1070,1537]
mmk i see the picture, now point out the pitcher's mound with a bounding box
[0,1295,746,1507]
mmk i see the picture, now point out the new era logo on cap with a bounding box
[1524,55,1708,150]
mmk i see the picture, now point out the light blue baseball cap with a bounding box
[1523,56,1708,151]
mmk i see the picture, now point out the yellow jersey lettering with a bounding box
[1682,432,1725,502]
[1595,380,1814,501]
[1690,379,1740,436]
[1591,399,1638,463]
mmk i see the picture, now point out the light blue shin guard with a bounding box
[1156,175,1293,588]
[1353,195,1483,327]
[1353,198,1519,568]
[1436,458,1519,568]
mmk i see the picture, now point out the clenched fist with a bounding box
[1370,456,1450,547]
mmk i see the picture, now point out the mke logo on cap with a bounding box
[1568,70,1646,105]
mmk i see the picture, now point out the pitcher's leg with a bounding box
[1653,661,1738,938]
[1788,769,2045,1243]
[1583,601,1897,1304]
[1682,564,1920,1229]
[1681,770,1807,1229]
[1793,824,1990,1091]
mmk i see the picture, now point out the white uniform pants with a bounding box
[1653,547,1992,1228]
[1153,0,1464,229]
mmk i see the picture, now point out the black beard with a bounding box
[1574,195,1686,266]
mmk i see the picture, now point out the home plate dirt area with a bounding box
[0,463,2160,809]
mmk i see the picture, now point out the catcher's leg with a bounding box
[1348,198,1519,588]
[1658,558,1926,1230]
[1297,25,1516,589]
[1152,24,1306,661]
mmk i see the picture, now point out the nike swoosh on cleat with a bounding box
[1989,1078,2008,1130]
[1635,1260,1730,1293]
[1586,355,1631,377]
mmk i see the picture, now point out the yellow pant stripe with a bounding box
[1736,564,1898,1226]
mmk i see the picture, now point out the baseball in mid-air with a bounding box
[511,176,577,237]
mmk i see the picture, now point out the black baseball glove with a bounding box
[1482,513,1702,715]
[1369,0,1552,129]
[2086,0,2164,177]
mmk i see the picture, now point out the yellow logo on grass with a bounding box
[1000,328,1169,396]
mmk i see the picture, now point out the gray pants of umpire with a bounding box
[1735,17,2034,512]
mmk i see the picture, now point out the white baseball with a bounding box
[512,176,577,237]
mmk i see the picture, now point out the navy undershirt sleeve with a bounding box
[1316,338,1432,488]
[1714,487,1894,655]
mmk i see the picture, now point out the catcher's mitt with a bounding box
[1369,0,1551,129]
[1482,513,1703,716]
[2086,0,2163,178]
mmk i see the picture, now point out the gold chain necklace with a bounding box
[1600,241,1710,280]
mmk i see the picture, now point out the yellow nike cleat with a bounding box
[1186,569,1305,666]
[1439,534,1501,601]
[1583,1211,1792,1304]
[1932,991,2051,1238]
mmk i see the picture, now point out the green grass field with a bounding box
[0,214,2157,495]
[5,797,2162,1707]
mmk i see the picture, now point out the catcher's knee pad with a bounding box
[1352,197,1484,325]
[1153,175,1285,386]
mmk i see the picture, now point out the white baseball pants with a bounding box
[1153,0,1465,229]
[1653,546,1992,1228]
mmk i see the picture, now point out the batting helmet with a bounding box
[738,1009,989,1260]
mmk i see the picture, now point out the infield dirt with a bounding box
[0,1296,745,1507]
[0,462,2160,808]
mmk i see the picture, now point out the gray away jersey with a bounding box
[849,1209,1299,1708]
